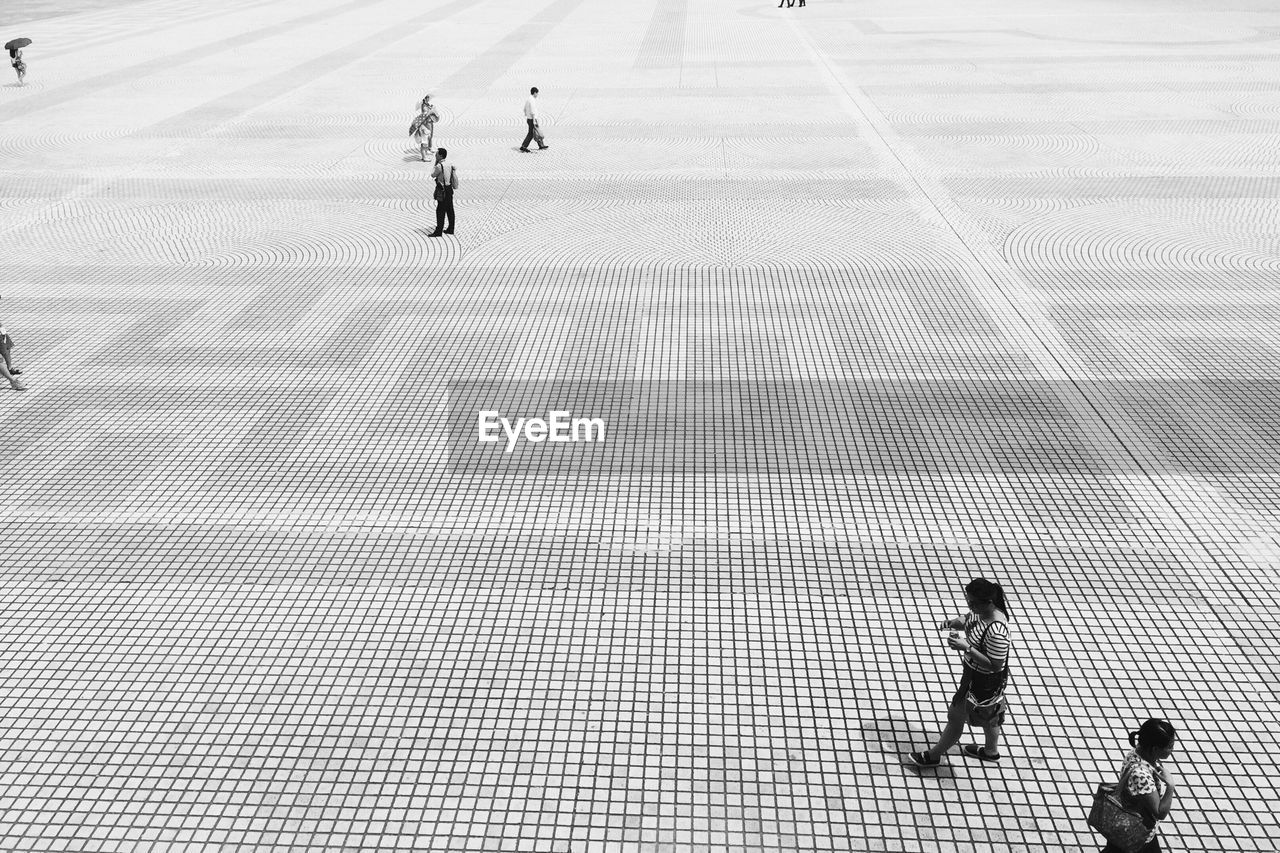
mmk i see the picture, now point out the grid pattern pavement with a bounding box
[1,0,1279,850]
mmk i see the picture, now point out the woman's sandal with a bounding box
[962,744,1000,762]
[907,751,940,767]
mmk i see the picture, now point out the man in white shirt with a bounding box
[519,86,549,152]
[428,148,457,237]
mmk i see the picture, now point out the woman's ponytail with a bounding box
[992,582,1011,617]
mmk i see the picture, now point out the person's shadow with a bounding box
[860,716,962,784]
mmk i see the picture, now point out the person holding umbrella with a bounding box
[410,94,440,162]
[6,38,31,85]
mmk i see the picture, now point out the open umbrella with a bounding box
[409,111,438,135]
[5,38,31,51]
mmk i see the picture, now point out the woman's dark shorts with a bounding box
[949,664,1008,728]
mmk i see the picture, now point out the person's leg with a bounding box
[924,699,967,760]
[420,143,428,162]
[0,340,19,375]
[430,200,445,235]
[444,192,455,233]
[983,723,1002,757]
[0,360,26,390]
[427,127,434,150]
[521,120,536,150]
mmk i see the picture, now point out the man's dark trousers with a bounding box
[435,187,455,233]
[521,119,544,149]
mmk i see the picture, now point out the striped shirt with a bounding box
[963,612,1010,673]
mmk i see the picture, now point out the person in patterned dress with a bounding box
[1101,719,1178,852]
[413,94,439,162]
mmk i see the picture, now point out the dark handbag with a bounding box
[1088,761,1155,852]
[963,666,1008,727]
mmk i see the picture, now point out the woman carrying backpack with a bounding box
[909,578,1012,766]
[1097,719,1178,852]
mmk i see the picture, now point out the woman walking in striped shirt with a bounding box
[910,578,1012,766]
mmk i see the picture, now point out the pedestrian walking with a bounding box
[411,94,439,162]
[0,299,27,391]
[1090,719,1178,852]
[908,578,1012,767]
[427,147,457,237]
[9,48,26,85]
[519,87,549,153]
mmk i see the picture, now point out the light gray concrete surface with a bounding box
[1,0,1279,850]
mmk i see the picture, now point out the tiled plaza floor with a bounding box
[2,0,1279,850]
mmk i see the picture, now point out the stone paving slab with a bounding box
[1,0,1279,851]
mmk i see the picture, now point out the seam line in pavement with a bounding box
[439,0,590,96]
[143,0,478,138]
[0,0,392,124]
[782,14,1265,607]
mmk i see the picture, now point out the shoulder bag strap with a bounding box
[1118,757,1133,791]
[1116,757,1156,828]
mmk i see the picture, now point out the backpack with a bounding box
[449,167,459,190]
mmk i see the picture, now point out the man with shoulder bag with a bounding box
[428,147,458,237]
